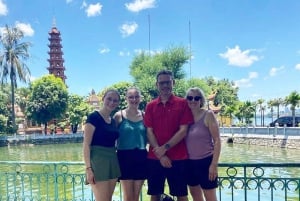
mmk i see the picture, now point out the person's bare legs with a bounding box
[150,195,160,201]
[189,185,205,201]
[176,195,189,201]
[92,179,117,201]
[202,188,218,201]
[121,180,144,201]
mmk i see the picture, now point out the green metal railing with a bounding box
[0,161,299,201]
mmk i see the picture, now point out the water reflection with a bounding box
[0,142,299,201]
[1,142,299,162]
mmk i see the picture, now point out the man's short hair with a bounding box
[156,69,173,81]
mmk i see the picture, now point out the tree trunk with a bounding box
[10,73,16,134]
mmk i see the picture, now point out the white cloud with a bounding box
[119,51,130,56]
[85,3,102,17]
[81,0,87,9]
[0,0,8,16]
[125,0,156,12]
[234,71,258,88]
[219,45,260,67]
[134,48,161,56]
[66,0,73,4]
[99,48,110,54]
[249,72,258,79]
[295,63,300,70]
[15,22,34,37]
[269,66,285,77]
[120,22,138,37]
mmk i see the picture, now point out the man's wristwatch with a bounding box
[164,143,171,150]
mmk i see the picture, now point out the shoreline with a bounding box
[1,132,300,149]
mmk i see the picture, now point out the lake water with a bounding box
[1,141,299,163]
[0,142,299,201]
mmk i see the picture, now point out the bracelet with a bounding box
[86,167,92,170]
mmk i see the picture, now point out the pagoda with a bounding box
[46,19,67,83]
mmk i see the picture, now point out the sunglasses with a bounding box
[186,96,202,101]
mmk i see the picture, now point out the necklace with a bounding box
[98,110,111,122]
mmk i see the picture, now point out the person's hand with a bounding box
[209,163,218,181]
[153,146,167,159]
[159,155,172,168]
[86,168,96,184]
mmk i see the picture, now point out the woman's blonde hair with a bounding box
[186,87,206,108]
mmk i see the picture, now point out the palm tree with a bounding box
[242,100,255,125]
[0,24,31,133]
[273,98,283,119]
[257,98,264,126]
[267,99,275,122]
[252,101,258,126]
[285,91,300,127]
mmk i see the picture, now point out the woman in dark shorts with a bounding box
[185,87,221,201]
[83,89,121,201]
[114,86,148,201]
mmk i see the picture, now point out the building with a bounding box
[47,19,67,83]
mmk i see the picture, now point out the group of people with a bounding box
[83,69,221,201]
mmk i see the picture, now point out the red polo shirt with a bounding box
[144,94,194,160]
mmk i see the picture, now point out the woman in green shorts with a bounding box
[83,89,121,201]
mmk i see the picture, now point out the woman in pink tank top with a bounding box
[185,87,221,201]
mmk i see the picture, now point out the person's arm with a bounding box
[206,111,221,181]
[147,127,172,168]
[153,124,189,159]
[113,111,122,127]
[146,127,159,148]
[83,123,95,184]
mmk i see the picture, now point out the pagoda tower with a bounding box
[47,19,67,83]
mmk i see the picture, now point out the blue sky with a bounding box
[1,0,300,102]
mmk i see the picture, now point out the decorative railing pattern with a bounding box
[218,163,300,201]
[220,126,300,136]
[0,161,299,201]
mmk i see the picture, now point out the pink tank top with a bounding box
[186,111,214,159]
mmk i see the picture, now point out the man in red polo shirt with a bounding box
[144,69,194,201]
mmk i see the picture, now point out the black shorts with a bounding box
[186,155,218,189]
[147,159,188,197]
[117,149,148,180]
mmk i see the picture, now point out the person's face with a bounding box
[186,91,202,110]
[126,89,141,108]
[103,92,120,111]
[156,74,174,96]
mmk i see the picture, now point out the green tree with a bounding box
[67,94,92,133]
[273,98,284,119]
[223,104,237,126]
[257,98,265,126]
[267,99,275,123]
[0,25,31,133]
[0,85,10,134]
[285,91,300,127]
[204,77,239,123]
[186,78,211,97]
[243,101,255,125]
[129,46,190,100]
[26,74,68,134]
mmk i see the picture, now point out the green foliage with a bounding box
[129,46,190,102]
[285,91,300,126]
[67,94,92,133]
[186,78,212,97]
[0,85,13,134]
[26,74,68,133]
[0,24,31,131]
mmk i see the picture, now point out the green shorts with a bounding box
[90,146,121,181]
